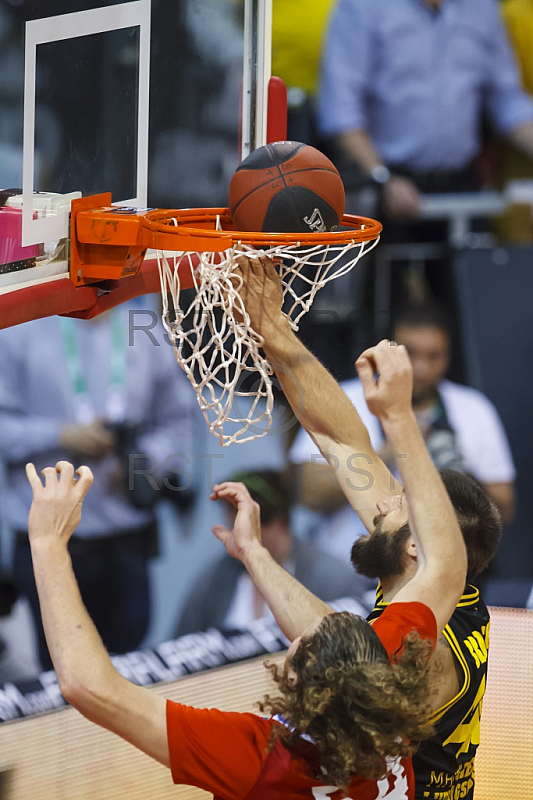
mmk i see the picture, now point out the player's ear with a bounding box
[406,539,418,561]
[287,666,298,686]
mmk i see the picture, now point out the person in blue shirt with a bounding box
[0,305,195,671]
[318,0,533,220]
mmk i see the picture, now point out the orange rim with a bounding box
[141,207,382,250]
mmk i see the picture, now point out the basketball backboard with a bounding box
[0,0,286,329]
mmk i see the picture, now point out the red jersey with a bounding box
[167,602,437,800]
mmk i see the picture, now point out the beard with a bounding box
[350,521,411,580]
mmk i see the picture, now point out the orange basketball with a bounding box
[228,141,345,233]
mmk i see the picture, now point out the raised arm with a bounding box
[25,461,170,768]
[355,343,467,632]
[236,255,400,532]
[211,481,333,640]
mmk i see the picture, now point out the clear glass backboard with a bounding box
[0,0,276,325]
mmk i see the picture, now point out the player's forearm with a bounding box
[336,129,385,173]
[241,542,334,640]
[382,412,466,577]
[261,322,373,453]
[30,539,117,715]
[263,327,399,528]
[509,120,533,160]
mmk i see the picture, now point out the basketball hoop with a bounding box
[141,207,382,446]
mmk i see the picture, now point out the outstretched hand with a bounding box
[210,481,262,561]
[355,340,413,423]
[25,461,94,546]
[233,254,285,337]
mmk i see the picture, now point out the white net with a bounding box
[157,236,379,445]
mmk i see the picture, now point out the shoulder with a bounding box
[501,0,530,23]
[372,602,437,659]
[167,701,272,793]
[439,380,502,420]
[167,701,272,738]
[499,0,516,16]
[439,381,515,479]
[456,0,511,43]
[440,379,488,404]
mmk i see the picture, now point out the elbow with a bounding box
[59,673,111,722]
[60,674,93,711]
[60,674,88,709]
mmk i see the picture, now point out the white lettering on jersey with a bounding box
[376,758,409,799]
[312,758,409,799]
[312,787,340,799]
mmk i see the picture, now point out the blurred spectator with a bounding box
[174,468,371,636]
[290,303,515,562]
[272,0,336,145]
[0,573,40,683]
[318,0,533,224]
[499,0,533,181]
[483,577,533,608]
[0,305,195,671]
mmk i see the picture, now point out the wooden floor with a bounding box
[0,606,531,799]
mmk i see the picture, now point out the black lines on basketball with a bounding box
[228,141,345,234]
[234,141,305,171]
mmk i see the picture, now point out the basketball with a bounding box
[228,141,345,233]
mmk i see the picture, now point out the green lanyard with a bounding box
[59,311,127,424]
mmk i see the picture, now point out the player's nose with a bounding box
[376,496,401,516]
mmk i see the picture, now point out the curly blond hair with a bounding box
[260,611,434,788]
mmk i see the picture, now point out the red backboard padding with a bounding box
[0,255,195,329]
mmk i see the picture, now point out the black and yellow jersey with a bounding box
[368,585,489,800]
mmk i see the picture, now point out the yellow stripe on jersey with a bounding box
[456,586,480,607]
[429,627,471,723]
[442,675,486,755]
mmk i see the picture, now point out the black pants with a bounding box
[372,163,481,382]
[14,528,152,671]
